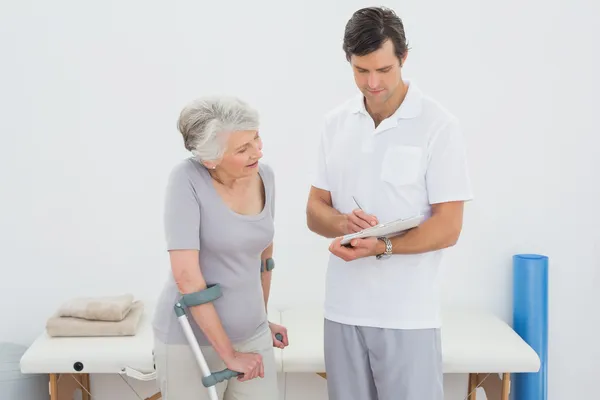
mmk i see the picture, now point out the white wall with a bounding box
[1,0,599,399]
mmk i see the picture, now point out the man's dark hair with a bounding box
[342,7,409,63]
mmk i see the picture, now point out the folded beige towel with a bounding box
[46,300,144,337]
[57,293,134,321]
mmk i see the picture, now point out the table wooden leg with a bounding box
[50,373,59,400]
[467,373,478,400]
[145,392,162,400]
[81,373,91,400]
[501,373,510,400]
[47,373,91,400]
[316,372,327,379]
[476,372,510,400]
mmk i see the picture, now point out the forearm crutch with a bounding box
[173,283,282,400]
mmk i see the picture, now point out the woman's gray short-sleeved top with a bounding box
[152,158,275,345]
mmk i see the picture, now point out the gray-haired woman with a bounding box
[152,95,288,400]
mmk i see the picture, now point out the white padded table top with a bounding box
[440,309,540,373]
[19,305,540,378]
[20,311,156,375]
[280,308,325,373]
[20,307,284,377]
[279,307,540,374]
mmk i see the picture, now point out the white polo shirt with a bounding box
[314,80,473,329]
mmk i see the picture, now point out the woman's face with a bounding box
[208,130,263,178]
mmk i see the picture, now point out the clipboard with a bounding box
[340,214,425,245]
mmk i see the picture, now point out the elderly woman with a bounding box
[152,95,287,400]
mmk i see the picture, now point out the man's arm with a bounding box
[306,186,346,238]
[330,201,465,262]
[306,186,378,238]
[378,201,465,255]
[261,243,273,310]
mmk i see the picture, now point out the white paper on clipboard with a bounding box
[340,214,425,245]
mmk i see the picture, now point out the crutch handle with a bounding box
[201,333,285,387]
[202,368,241,387]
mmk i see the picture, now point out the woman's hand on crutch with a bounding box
[223,351,264,382]
[269,322,289,349]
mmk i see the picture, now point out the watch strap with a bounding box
[376,237,392,259]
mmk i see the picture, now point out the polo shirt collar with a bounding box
[352,79,422,120]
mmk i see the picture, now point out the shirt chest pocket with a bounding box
[380,145,423,186]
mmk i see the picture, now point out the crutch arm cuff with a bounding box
[260,258,275,272]
[174,284,222,316]
[182,284,222,306]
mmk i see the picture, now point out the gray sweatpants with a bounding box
[324,318,443,400]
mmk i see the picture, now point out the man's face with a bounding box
[350,39,405,107]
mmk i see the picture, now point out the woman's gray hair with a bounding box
[177,95,260,162]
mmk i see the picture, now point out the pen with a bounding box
[352,196,363,211]
[353,196,383,228]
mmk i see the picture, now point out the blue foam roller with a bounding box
[512,254,548,400]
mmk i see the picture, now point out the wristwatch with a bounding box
[376,237,392,259]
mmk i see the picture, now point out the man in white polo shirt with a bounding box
[306,6,473,400]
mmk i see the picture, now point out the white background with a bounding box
[1,0,599,399]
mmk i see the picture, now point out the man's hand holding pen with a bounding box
[344,209,379,234]
[345,196,379,234]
